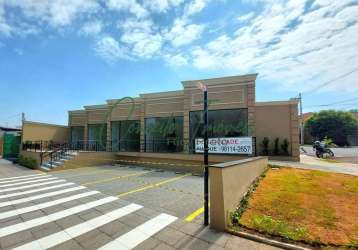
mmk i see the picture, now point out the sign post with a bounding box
[201,83,209,226]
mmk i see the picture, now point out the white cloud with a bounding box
[5,0,100,27]
[94,36,131,63]
[185,0,210,16]
[106,0,148,18]
[0,2,12,36]
[237,12,255,22]
[80,20,103,36]
[119,18,163,58]
[190,0,358,92]
[143,0,184,13]
[165,53,188,66]
[165,18,204,47]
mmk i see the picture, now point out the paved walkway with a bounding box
[270,154,358,176]
[0,159,281,250]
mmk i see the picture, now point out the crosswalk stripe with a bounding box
[0,177,58,188]
[99,213,177,250]
[0,173,46,181]
[0,182,74,200]
[13,204,143,250]
[0,190,100,220]
[0,196,117,237]
[0,186,86,208]
[0,175,51,185]
[0,179,66,194]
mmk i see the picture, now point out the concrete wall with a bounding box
[19,150,41,168]
[255,101,300,160]
[209,157,268,231]
[59,152,118,171]
[116,152,250,174]
[22,121,69,143]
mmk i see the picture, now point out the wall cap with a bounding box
[255,100,299,106]
[182,74,258,88]
[140,90,184,99]
[23,121,68,128]
[210,156,267,168]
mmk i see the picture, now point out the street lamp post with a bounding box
[203,86,209,226]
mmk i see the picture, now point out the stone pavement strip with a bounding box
[0,159,282,250]
[270,154,358,176]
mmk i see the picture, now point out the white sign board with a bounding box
[195,137,253,154]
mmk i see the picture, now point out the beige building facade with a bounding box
[68,74,300,161]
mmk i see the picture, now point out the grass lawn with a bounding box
[234,167,358,248]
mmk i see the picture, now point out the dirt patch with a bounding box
[235,167,358,248]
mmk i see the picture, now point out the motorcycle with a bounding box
[313,141,334,158]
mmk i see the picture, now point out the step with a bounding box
[39,165,51,171]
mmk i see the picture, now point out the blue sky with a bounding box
[0,0,357,127]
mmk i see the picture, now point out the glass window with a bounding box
[70,126,84,150]
[145,116,184,153]
[111,120,140,152]
[189,109,248,152]
[87,124,107,151]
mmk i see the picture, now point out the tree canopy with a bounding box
[305,110,358,146]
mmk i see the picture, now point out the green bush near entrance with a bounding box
[18,155,38,169]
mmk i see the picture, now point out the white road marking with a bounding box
[0,196,118,237]
[0,173,46,181]
[0,175,51,185]
[0,186,87,208]
[0,179,66,194]
[13,204,143,250]
[0,177,58,188]
[0,191,99,220]
[0,182,74,200]
[99,213,177,250]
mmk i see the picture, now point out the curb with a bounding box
[228,229,312,250]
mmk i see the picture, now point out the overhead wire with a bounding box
[302,68,358,95]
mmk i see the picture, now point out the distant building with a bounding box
[0,126,22,156]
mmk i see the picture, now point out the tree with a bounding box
[305,110,358,146]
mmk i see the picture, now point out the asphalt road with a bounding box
[301,146,358,163]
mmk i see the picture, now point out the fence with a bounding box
[22,137,257,156]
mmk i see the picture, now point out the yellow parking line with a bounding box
[185,203,210,222]
[81,171,153,186]
[117,173,191,198]
[185,206,204,222]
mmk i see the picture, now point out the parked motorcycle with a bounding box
[313,141,334,158]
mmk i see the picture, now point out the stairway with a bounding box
[39,151,78,171]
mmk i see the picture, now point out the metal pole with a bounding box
[299,93,304,145]
[203,89,209,226]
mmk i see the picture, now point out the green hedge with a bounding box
[18,155,38,169]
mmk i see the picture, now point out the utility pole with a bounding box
[299,93,304,145]
[21,112,25,123]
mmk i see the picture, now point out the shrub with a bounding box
[281,139,289,155]
[323,136,337,147]
[273,138,280,155]
[18,155,38,169]
[261,137,270,156]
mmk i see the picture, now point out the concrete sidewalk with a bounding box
[0,159,283,250]
[270,154,358,176]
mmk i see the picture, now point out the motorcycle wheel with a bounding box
[327,149,334,158]
[316,151,321,158]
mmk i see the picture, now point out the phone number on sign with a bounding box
[219,145,252,153]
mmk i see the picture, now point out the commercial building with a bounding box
[68,74,300,161]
